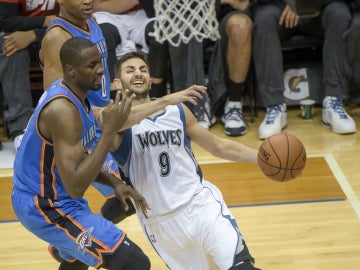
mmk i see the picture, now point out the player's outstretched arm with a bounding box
[182,104,258,163]
[121,85,207,130]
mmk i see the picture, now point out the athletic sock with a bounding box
[227,79,244,102]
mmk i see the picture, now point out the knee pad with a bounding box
[229,241,260,270]
[104,236,151,270]
[101,197,136,224]
[122,243,151,269]
[229,260,261,270]
[59,260,88,270]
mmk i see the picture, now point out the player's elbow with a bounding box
[209,143,223,157]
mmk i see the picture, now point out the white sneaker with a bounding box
[258,104,287,139]
[322,96,356,134]
[221,100,246,136]
[13,133,24,151]
[196,93,216,129]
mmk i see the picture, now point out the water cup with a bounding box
[300,99,315,120]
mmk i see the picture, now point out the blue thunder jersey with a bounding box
[111,104,204,217]
[46,16,110,108]
[46,17,121,197]
[13,79,97,200]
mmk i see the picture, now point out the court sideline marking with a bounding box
[321,153,360,219]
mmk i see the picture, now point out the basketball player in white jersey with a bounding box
[109,51,262,270]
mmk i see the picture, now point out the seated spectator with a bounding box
[208,0,253,136]
[252,0,356,139]
[0,1,58,150]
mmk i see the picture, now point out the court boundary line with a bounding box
[229,198,345,208]
[322,153,360,219]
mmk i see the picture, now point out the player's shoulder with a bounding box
[45,26,72,41]
[42,27,72,53]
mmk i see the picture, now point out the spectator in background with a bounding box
[252,0,356,139]
[208,0,253,136]
[0,0,59,150]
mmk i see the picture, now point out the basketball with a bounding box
[257,133,306,182]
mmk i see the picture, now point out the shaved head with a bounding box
[60,37,96,70]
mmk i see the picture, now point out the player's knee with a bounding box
[59,260,89,270]
[228,260,261,270]
[122,244,151,269]
[229,241,261,270]
[101,197,136,224]
[104,237,150,270]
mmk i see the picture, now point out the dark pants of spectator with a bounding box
[252,1,352,107]
[0,35,33,139]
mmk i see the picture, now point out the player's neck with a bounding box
[133,95,151,107]
[59,12,88,30]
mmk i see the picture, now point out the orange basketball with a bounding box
[257,133,306,182]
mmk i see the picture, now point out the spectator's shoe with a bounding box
[48,244,62,263]
[196,93,216,129]
[322,96,356,134]
[13,132,24,151]
[221,100,247,136]
[258,104,287,139]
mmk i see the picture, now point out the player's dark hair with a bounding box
[114,51,150,76]
[60,37,96,69]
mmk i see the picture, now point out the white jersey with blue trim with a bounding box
[112,104,204,217]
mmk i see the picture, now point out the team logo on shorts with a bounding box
[76,227,94,253]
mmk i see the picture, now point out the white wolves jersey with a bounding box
[111,104,204,217]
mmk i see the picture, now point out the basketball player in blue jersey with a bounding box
[109,51,262,270]
[12,37,151,270]
[39,0,131,225]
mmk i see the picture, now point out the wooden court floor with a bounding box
[1,107,360,269]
